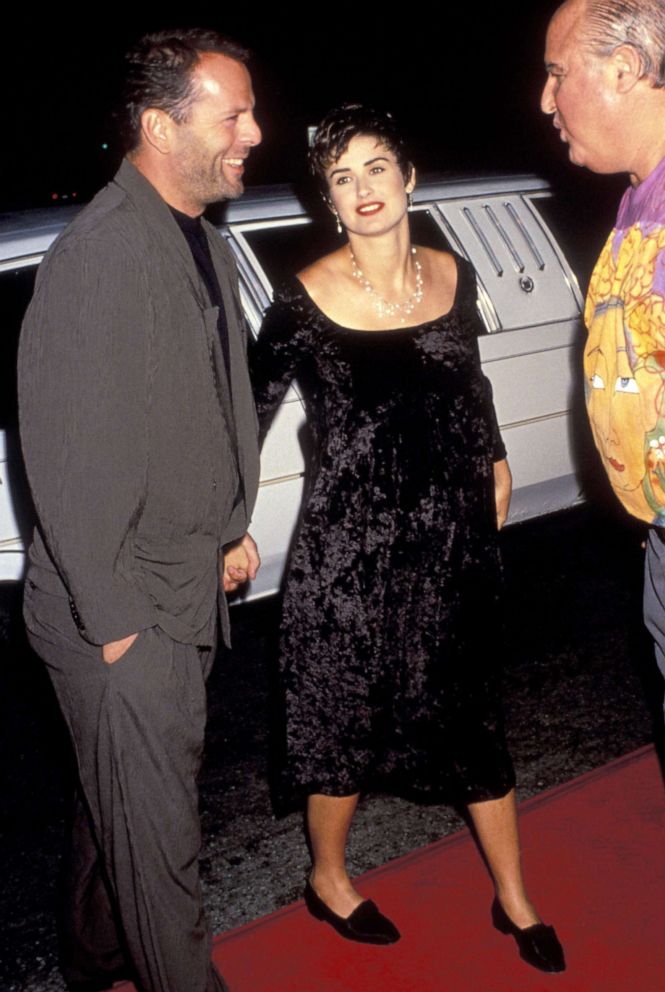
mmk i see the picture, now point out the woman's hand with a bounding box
[222,532,261,593]
[493,459,512,530]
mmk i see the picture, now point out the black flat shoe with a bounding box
[491,898,566,973]
[304,880,400,945]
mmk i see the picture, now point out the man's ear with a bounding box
[140,108,174,154]
[611,43,645,94]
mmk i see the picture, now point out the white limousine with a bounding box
[0,173,592,597]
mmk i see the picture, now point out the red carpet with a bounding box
[125,747,665,991]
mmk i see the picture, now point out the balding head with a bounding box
[577,0,665,88]
[542,0,665,180]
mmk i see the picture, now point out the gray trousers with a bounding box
[24,576,227,992]
[643,528,665,720]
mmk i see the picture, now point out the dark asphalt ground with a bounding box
[1,504,662,992]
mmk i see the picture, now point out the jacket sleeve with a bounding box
[18,235,158,644]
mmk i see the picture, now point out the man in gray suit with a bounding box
[18,29,261,992]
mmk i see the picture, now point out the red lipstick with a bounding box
[356,202,384,216]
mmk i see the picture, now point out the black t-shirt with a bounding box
[170,205,244,513]
[170,205,232,387]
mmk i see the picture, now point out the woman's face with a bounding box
[325,133,414,237]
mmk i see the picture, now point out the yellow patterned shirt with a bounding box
[584,156,665,523]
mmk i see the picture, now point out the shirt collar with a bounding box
[617,154,665,228]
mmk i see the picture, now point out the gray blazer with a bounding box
[18,159,260,648]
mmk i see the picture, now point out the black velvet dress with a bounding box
[250,256,515,805]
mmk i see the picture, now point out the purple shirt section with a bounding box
[615,155,665,298]
[617,155,665,228]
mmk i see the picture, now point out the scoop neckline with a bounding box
[290,252,465,335]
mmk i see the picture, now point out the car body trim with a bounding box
[484,204,525,273]
[258,472,304,487]
[0,254,44,273]
[463,207,504,277]
[501,409,569,431]
[504,201,546,271]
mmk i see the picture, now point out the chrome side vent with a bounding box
[462,207,503,277]
[484,205,525,273]
[436,194,579,330]
[504,202,545,271]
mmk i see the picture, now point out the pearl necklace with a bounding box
[349,246,424,324]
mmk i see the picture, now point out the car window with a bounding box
[241,208,454,287]
[235,207,453,302]
[408,208,454,252]
[0,265,38,429]
[241,219,337,291]
[234,207,496,339]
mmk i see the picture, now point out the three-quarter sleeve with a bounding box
[482,374,507,462]
[458,258,507,464]
[249,285,312,442]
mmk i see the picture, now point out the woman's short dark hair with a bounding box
[119,28,249,152]
[309,104,413,190]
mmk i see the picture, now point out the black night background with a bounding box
[2,3,625,214]
[3,6,663,991]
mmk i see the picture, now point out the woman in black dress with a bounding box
[250,105,564,973]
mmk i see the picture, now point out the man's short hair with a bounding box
[119,29,249,151]
[582,0,665,88]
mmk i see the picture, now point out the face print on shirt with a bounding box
[585,225,665,522]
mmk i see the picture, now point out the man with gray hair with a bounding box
[19,28,261,992]
[542,0,665,716]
